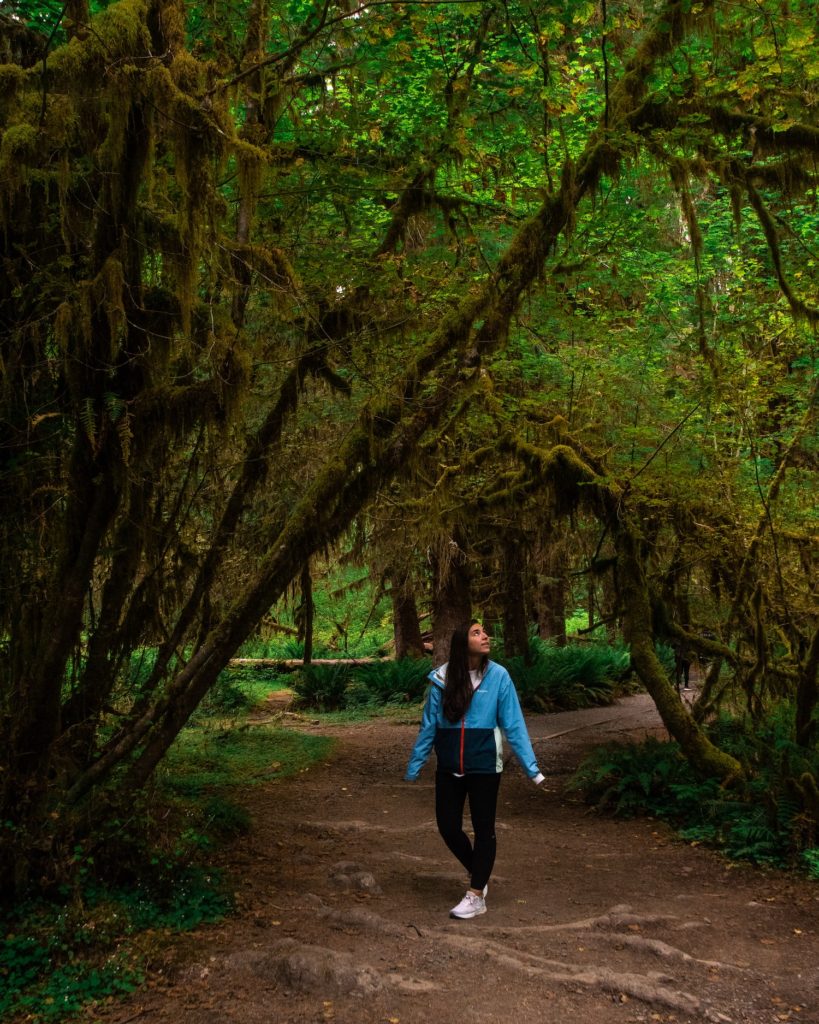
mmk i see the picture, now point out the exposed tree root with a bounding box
[314,902,724,1018]
[484,902,678,933]
[584,930,745,972]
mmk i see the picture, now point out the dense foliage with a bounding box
[0,0,816,896]
[288,636,633,713]
[571,705,819,871]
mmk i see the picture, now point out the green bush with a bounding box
[292,658,432,711]
[351,658,432,706]
[654,640,677,681]
[292,662,355,710]
[569,704,819,870]
[802,848,819,880]
[500,639,633,712]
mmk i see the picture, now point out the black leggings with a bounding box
[435,770,501,891]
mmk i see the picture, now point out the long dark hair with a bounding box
[442,621,488,723]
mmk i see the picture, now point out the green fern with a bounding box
[500,639,632,712]
[570,703,819,872]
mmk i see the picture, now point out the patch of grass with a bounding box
[159,724,334,797]
[196,662,290,716]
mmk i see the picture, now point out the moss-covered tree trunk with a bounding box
[297,560,314,666]
[615,525,744,784]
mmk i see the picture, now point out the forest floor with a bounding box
[98,692,819,1024]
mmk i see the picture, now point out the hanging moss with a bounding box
[94,257,127,360]
[47,0,153,82]
[0,122,38,188]
[54,302,74,354]
[0,63,25,101]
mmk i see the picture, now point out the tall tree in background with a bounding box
[0,0,816,894]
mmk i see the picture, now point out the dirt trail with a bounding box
[103,694,819,1024]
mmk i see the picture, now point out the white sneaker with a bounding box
[450,891,487,919]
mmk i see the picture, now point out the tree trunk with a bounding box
[298,560,314,665]
[390,580,425,659]
[501,530,529,658]
[600,570,619,645]
[535,538,568,646]
[615,524,745,784]
[431,532,472,664]
[796,627,819,748]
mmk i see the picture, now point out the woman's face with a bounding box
[467,623,490,658]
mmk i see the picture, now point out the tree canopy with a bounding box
[0,0,816,895]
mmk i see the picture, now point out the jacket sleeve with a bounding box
[496,670,540,779]
[404,683,441,780]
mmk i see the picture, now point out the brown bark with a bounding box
[297,560,314,665]
[796,627,819,748]
[537,575,567,646]
[533,528,568,646]
[501,529,529,658]
[390,581,425,660]
[431,530,472,665]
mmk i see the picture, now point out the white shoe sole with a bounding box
[450,904,487,919]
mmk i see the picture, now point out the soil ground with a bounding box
[100,693,819,1024]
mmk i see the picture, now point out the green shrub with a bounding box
[569,704,819,870]
[802,848,819,880]
[500,639,632,712]
[292,658,432,711]
[351,658,432,706]
[654,640,677,681]
[292,662,355,710]
[1,722,333,1022]
[197,663,288,715]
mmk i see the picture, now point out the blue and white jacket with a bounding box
[405,660,542,781]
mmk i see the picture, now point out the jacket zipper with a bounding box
[460,674,483,773]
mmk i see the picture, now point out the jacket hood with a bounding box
[429,662,447,687]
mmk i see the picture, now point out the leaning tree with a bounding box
[0,0,816,895]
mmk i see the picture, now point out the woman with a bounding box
[405,621,544,919]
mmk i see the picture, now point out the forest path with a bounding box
[103,694,819,1024]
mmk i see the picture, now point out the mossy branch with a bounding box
[745,178,819,326]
